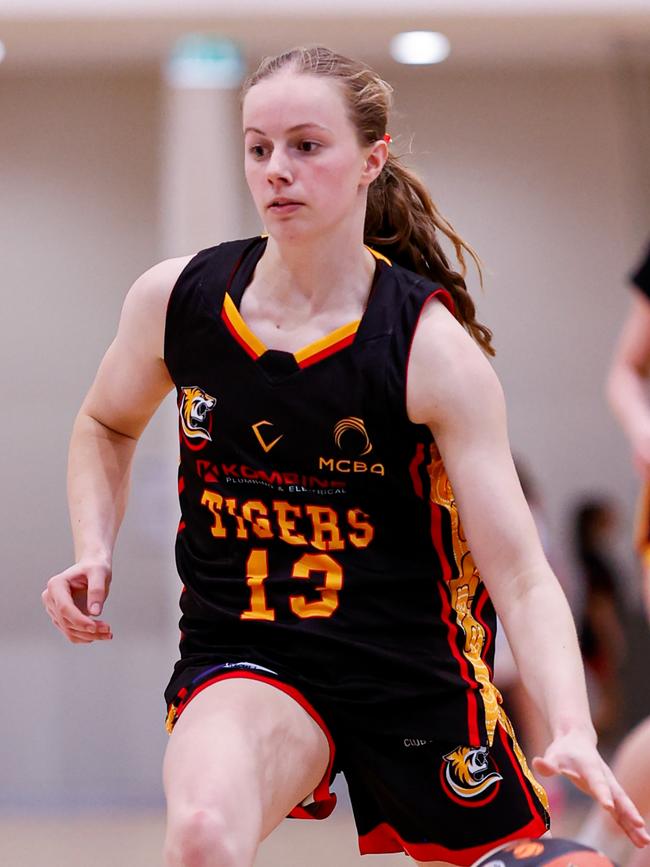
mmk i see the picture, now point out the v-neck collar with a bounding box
[221,236,391,370]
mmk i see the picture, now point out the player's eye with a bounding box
[297,140,320,154]
[248,144,267,159]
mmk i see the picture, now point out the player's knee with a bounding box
[165,807,256,867]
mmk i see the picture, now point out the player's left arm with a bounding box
[407,299,649,848]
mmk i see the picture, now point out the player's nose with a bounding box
[266,145,293,185]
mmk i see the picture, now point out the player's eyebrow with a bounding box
[244,123,332,136]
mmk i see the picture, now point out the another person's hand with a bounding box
[533,730,650,848]
[42,560,113,643]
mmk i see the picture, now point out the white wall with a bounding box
[2,58,649,820]
[0,70,179,808]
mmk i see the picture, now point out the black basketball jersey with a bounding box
[164,235,501,743]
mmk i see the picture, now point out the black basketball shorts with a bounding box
[165,661,550,865]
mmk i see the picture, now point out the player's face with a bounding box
[243,71,373,241]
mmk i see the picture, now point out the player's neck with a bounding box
[257,226,375,315]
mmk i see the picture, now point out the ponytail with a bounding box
[365,153,494,356]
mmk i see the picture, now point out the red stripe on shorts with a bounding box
[498,720,546,825]
[358,815,547,865]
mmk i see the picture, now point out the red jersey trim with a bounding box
[221,294,265,360]
[221,292,361,368]
[296,327,358,368]
[428,443,495,747]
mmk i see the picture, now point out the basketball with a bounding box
[473,838,618,867]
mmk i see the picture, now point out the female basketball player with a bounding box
[42,48,649,867]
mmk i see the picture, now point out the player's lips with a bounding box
[267,198,304,212]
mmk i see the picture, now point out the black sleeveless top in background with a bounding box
[164,236,500,742]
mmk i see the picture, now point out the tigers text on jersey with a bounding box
[164,235,499,743]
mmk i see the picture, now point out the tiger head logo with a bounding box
[441,745,503,802]
[179,386,217,441]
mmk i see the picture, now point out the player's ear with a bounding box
[360,140,388,188]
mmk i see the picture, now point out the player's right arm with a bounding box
[42,255,192,644]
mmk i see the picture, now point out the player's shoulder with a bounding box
[407,295,502,427]
[116,255,198,358]
[125,255,194,312]
[128,237,259,306]
[412,287,475,366]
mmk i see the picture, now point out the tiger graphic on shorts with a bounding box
[441,745,503,802]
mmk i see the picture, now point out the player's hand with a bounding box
[42,559,113,644]
[533,731,650,848]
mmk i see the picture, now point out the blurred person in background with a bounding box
[609,239,650,624]
[578,241,650,867]
[41,47,649,867]
[573,498,627,744]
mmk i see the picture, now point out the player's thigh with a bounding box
[163,677,330,839]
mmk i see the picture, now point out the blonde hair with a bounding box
[244,46,494,355]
